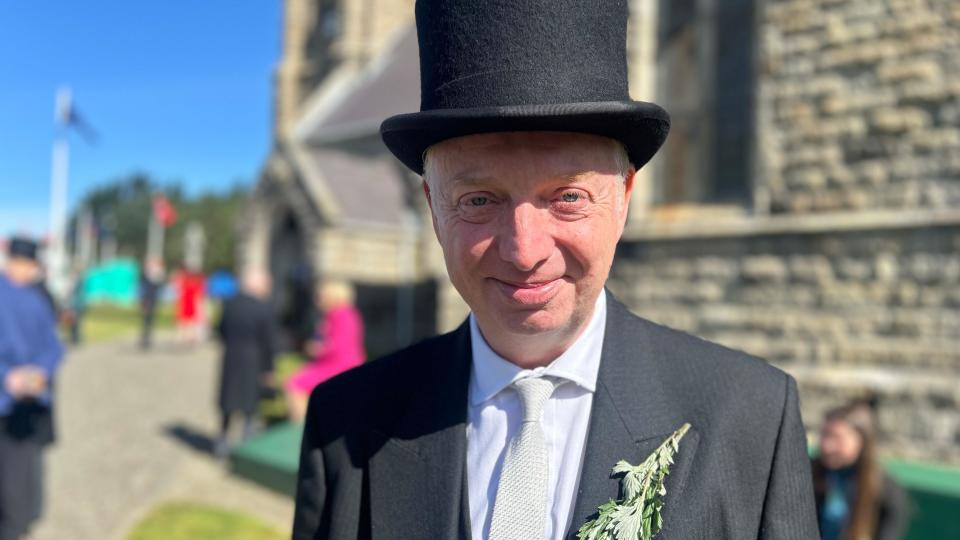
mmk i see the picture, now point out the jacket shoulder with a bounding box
[303,327,464,443]
[650,317,786,385]
[609,297,792,410]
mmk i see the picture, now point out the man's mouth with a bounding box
[491,277,563,305]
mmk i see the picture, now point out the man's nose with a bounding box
[498,202,553,271]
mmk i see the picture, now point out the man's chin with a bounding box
[493,307,568,336]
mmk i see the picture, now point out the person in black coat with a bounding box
[214,270,276,458]
[139,256,165,351]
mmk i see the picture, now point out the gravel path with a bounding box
[29,335,294,540]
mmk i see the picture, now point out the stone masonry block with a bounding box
[741,255,790,282]
[877,59,942,83]
[872,107,931,133]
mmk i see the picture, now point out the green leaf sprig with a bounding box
[577,422,691,540]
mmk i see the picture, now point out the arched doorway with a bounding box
[269,211,314,352]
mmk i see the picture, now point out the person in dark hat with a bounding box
[0,236,65,540]
[293,1,818,538]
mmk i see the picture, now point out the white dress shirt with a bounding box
[467,290,607,540]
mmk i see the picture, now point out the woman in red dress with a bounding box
[174,266,206,346]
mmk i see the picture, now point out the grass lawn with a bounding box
[125,502,285,540]
[260,353,305,424]
[74,303,176,344]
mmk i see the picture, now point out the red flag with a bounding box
[153,194,177,228]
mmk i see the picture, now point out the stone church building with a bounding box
[242,0,960,461]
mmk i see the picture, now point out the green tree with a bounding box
[163,184,248,271]
[69,173,248,272]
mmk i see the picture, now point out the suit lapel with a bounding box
[567,295,701,538]
[368,323,473,540]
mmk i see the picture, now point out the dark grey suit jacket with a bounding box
[293,294,819,539]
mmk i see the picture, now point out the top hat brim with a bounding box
[380,100,670,175]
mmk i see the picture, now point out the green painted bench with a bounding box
[886,459,960,540]
[234,423,960,537]
[230,422,302,497]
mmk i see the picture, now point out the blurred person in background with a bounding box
[174,264,206,347]
[64,264,87,346]
[813,400,910,540]
[214,269,277,459]
[23,255,57,323]
[139,256,165,351]
[284,263,317,354]
[0,236,65,540]
[285,280,364,423]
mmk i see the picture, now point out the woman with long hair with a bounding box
[812,400,910,540]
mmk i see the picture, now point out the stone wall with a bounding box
[609,224,960,462]
[759,0,960,213]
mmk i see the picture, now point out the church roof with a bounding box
[283,25,419,227]
[293,143,409,226]
[298,26,420,144]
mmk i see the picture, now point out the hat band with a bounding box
[422,68,628,111]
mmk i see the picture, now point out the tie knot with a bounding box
[512,376,557,423]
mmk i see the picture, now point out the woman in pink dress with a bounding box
[285,281,365,422]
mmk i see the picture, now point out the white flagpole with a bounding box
[47,87,72,301]
[184,221,205,271]
[146,211,164,262]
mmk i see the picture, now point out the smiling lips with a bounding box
[492,277,563,305]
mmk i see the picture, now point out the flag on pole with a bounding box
[152,194,177,228]
[56,88,98,144]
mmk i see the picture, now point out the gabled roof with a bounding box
[295,26,420,144]
[292,142,410,226]
[277,24,420,227]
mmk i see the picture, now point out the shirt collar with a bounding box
[469,289,607,406]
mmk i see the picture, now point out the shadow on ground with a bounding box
[164,423,217,455]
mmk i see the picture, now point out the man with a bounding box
[139,256,164,350]
[214,270,277,459]
[293,1,818,539]
[0,237,65,540]
[66,264,87,346]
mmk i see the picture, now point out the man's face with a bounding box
[4,257,40,286]
[424,132,634,344]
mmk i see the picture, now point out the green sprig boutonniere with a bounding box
[577,423,692,540]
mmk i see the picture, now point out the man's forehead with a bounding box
[426,131,620,180]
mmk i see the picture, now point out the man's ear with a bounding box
[422,180,433,209]
[619,167,636,234]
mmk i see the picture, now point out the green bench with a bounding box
[230,422,303,497]
[886,459,960,540]
[234,423,960,537]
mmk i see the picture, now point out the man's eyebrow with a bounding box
[561,171,596,183]
[447,173,497,188]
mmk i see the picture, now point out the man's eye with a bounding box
[466,196,489,207]
[560,192,581,203]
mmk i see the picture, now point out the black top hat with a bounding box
[8,236,39,261]
[380,0,670,175]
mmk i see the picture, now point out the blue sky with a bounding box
[0,1,280,237]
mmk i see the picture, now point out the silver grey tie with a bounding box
[488,376,559,540]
